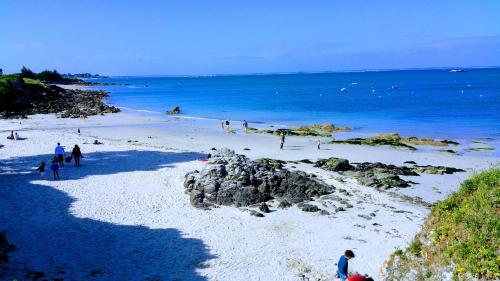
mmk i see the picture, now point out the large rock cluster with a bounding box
[0,80,120,119]
[315,157,465,189]
[184,149,334,209]
[56,89,120,118]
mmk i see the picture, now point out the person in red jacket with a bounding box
[347,275,374,281]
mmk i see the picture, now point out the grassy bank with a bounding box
[385,168,500,280]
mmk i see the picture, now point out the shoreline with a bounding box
[1,111,498,280]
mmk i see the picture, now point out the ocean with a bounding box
[88,68,500,141]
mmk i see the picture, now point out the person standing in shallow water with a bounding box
[279,132,286,149]
[225,120,230,131]
[55,143,66,167]
[71,145,83,167]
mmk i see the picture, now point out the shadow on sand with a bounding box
[0,150,214,281]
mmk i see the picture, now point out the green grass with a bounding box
[431,168,500,278]
[388,168,500,280]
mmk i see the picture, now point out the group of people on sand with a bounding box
[6,131,24,141]
[221,120,250,134]
[37,142,84,180]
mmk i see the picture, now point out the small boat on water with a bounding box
[449,69,467,73]
[340,87,348,92]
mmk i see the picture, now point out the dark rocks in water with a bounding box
[314,157,353,172]
[441,139,459,145]
[184,149,335,210]
[0,231,16,273]
[299,159,313,164]
[403,161,417,165]
[299,203,321,212]
[259,203,270,213]
[165,106,181,115]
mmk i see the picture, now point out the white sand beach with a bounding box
[0,112,498,280]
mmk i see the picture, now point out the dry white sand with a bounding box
[0,112,498,280]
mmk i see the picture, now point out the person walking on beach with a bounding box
[279,131,286,149]
[221,121,225,131]
[50,160,60,180]
[225,120,230,131]
[71,145,83,167]
[337,250,355,281]
[37,161,46,177]
[243,120,249,133]
[316,139,321,150]
[55,143,66,167]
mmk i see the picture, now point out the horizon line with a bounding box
[102,65,500,78]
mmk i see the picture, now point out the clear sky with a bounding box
[1,0,499,75]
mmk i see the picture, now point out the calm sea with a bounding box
[89,68,500,140]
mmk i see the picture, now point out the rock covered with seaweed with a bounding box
[184,149,335,209]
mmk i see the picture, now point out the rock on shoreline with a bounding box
[314,157,465,189]
[184,149,335,209]
[1,85,120,119]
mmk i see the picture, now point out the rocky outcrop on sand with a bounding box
[0,231,16,275]
[0,75,120,118]
[251,123,352,137]
[315,157,465,189]
[184,149,335,209]
[329,132,459,151]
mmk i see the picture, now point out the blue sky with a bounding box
[1,1,499,75]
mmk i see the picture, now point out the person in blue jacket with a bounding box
[337,250,355,281]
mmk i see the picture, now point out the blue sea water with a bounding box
[89,68,500,140]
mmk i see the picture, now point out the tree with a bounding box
[20,66,36,79]
[36,69,63,82]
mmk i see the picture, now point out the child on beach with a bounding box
[50,160,60,180]
[337,250,355,281]
[7,131,14,140]
[37,161,46,177]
